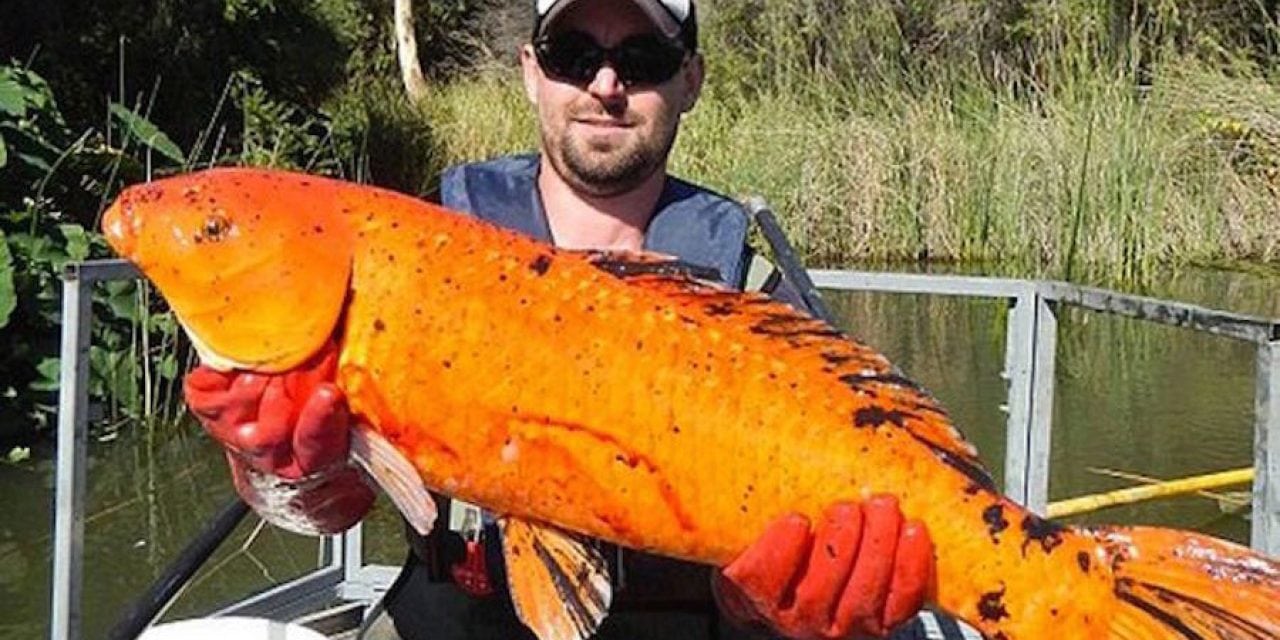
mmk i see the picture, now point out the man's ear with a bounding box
[680,53,705,113]
[520,44,541,106]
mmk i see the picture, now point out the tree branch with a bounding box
[395,0,430,104]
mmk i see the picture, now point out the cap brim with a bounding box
[537,0,682,40]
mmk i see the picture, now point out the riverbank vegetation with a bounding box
[425,1,1280,282]
[1,0,1278,439]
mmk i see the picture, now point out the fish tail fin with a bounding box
[1084,526,1280,639]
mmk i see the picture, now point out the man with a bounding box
[183,1,936,638]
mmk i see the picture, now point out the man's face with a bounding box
[521,0,703,197]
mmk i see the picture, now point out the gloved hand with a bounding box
[713,495,934,639]
[183,341,375,534]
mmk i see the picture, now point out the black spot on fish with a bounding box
[822,351,853,366]
[965,483,984,496]
[903,432,998,493]
[373,319,386,332]
[1077,551,1091,574]
[313,224,324,234]
[983,504,1009,543]
[442,360,452,369]
[530,254,552,275]
[840,373,923,392]
[978,585,1010,622]
[1020,515,1066,556]
[853,406,909,429]
[705,302,734,316]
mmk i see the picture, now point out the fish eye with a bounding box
[201,214,230,241]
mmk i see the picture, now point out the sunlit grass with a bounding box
[354,0,1280,284]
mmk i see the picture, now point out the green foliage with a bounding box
[428,0,1280,282]
[0,63,189,444]
[0,0,1277,444]
[109,103,186,165]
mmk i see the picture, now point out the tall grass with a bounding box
[403,0,1280,284]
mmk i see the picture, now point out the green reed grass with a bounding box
[387,0,1280,284]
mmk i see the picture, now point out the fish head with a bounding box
[102,168,355,373]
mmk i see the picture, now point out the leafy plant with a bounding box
[0,62,189,445]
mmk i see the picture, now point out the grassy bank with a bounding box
[413,1,1280,283]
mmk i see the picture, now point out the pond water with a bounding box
[0,266,1275,639]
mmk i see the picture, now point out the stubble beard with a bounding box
[545,109,679,197]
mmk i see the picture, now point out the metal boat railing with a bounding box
[50,256,1280,639]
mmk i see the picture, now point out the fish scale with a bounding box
[331,190,1135,634]
[103,168,1280,639]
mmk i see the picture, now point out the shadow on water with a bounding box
[0,266,1270,633]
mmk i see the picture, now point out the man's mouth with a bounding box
[573,116,633,129]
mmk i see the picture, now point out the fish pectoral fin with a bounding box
[501,517,613,640]
[348,425,437,536]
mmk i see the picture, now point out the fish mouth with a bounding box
[101,199,138,261]
[102,191,247,370]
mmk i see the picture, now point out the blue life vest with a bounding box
[439,154,753,289]
[424,153,754,606]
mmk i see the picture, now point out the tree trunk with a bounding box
[395,0,430,104]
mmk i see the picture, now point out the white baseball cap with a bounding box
[533,0,698,50]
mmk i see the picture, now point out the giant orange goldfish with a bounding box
[102,168,1280,640]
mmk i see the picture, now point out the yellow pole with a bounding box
[1046,468,1254,519]
[1085,467,1251,508]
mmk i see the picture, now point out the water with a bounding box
[1,266,1274,638]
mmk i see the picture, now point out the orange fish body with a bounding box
[103,168,1280,639]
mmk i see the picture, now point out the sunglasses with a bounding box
[534,31,689,87]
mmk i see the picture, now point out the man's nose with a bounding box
[587,64,626,102]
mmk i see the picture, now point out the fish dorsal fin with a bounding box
[501,517,612,640]
[584,250,723,284]
[579,249,992,490]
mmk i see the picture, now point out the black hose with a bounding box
[108,497,250,640]
[746,198,835,324]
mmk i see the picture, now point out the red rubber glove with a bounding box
[183,341,375,534]
[714,495,934,639]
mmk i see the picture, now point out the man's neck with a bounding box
[537,156,667,252]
